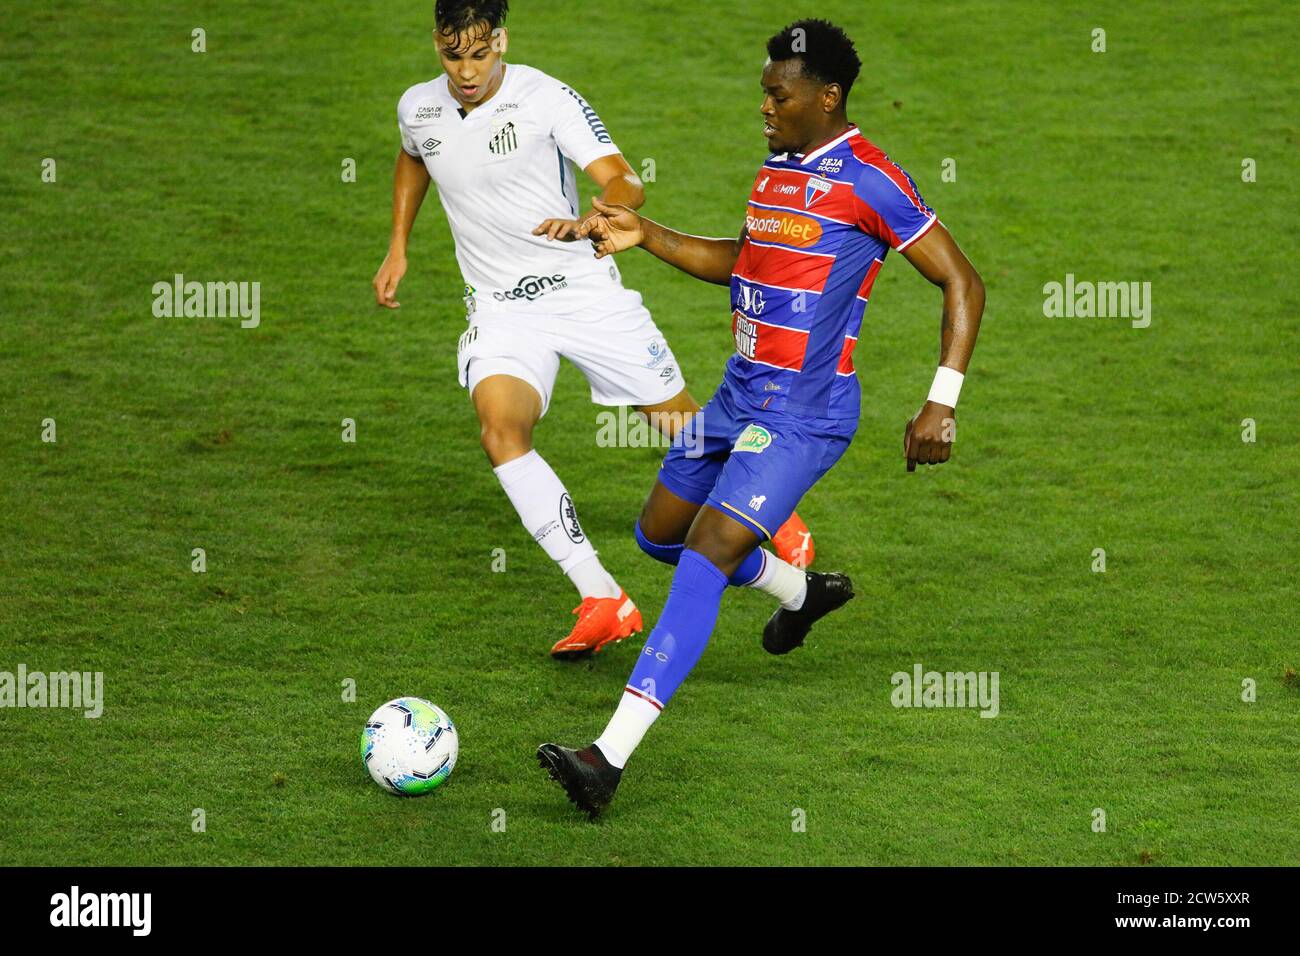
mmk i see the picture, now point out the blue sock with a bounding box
[634,521,684,566]
[625,549,729,707]
[635,521,765,587]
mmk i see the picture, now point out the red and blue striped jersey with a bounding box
[727,124,936,424]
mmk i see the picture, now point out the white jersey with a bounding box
[398,63,627,316]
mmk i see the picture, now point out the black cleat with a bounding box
[762,571,855,655]
[537,743,622,819]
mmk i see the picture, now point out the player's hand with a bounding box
[903,401,955,472]
[373,252,407,309]
[579,198,644,258]
[532,218,584,242]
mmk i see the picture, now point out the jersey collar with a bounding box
[797,124,860,166]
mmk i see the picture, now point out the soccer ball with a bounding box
[360,697,458,796]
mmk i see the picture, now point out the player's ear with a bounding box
[491,27,509,55]
[823,83,843,114]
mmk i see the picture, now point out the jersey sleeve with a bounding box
[549,83,621,170]
[396,92,420,157]
[853,162,937,251]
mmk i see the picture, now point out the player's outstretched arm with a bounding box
[373,149,432,309]
[899,223,985,471]
[533,154,644,242]
[579,199,742,286]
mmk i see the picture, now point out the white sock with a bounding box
[593,690,661,769]
[492,450,620,599]
[747,550,808,610]
[566,554,621,600]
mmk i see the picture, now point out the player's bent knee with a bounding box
[684,506,762,578]
[637,481,700,545]
[634,520,683,567]
[636,499,666,541]
[479,423,533,467]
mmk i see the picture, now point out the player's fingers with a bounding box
[591,197,622,217]
[383,278,402,308]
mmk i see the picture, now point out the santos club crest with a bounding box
[489,122,518,156]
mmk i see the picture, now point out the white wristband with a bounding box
[927,366,964,408]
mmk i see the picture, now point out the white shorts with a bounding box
[457,289,687,417]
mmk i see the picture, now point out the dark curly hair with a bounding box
[767,19,862,104]
[435,0,509,51]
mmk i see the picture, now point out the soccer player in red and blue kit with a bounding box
[538,19,985,817]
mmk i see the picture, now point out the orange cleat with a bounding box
[772,511,815,569]
[550,590,643,660]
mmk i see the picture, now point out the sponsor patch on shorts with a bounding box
[733,424,773,454]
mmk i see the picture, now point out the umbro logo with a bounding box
[489,122,518,156]
[422,137,441,153]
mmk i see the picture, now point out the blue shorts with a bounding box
[658,379,854,540]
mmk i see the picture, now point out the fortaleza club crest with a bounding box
[805,176,833,208]
[732,424,773,453]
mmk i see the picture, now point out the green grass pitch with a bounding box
[1,0,1296,866]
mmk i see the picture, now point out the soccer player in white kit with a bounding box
[374,0,814,659]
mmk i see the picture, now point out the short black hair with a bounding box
[435,0,509,46]
[767,19,862,104]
